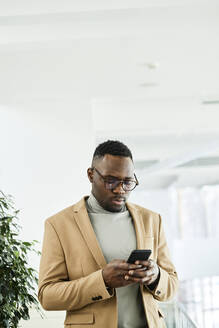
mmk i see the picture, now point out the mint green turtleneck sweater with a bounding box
[86,194,147,328]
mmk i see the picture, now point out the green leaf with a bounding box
[22,242,32,247]
[14,250,19,258]
[0,190,42,327]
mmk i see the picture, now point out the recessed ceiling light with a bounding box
[201,95,219,105]
[202,100,219,105]
[139,82,159,87]
[138,62,160,70]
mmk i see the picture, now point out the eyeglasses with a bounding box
[92,167,139,191]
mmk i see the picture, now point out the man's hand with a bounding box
[102,259,143,288]
[124,259,160,286]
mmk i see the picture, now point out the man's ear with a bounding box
[87,168,93,183]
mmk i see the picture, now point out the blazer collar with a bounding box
[73,197,107,268]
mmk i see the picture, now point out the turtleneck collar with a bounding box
[86,193,127,214]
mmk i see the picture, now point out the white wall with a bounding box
[19,308,65,328]
[130,188,179,251]
[0,101,94,271]
[0,101,95,325]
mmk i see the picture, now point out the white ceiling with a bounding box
[0,0,215,16]
[1,0,218,99]
[1,0,219,188]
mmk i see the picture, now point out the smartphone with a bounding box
[127,249,151,264]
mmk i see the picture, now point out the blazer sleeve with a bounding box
[146,214,179,301]
[38,220,113,311]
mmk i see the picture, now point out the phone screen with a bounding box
[127,249,151,264]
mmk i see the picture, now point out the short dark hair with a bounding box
[93,140,133,161]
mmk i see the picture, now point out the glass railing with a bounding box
[158,301,198,328]
[178,276,219,328]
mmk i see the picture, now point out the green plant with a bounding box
[0,191,42,328]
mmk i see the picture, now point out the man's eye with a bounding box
[124,180,133,186]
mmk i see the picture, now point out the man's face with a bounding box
[87,154,135,212]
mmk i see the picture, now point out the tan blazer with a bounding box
[38,197,178,328]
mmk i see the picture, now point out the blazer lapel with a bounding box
[126,202,145,249]
[73,198,107,269]
[126,202,154,253]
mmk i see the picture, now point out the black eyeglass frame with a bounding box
[92,167,139,191]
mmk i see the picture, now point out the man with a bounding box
[38,140,178,328]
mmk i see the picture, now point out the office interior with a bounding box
[0,1,219,327]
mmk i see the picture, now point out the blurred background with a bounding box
[0,0,219,327]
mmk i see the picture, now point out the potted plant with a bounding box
[0,191,42,328]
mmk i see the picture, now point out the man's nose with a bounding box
[113,182,125,193]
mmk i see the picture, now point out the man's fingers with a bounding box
[128,268,154,278]
[124,275,152,284]
[141,276,154,284]
[135,259,153,268]
[144,268,155,277]
[134,267,147,272]
[117,262,142,270]
[124,275,141,282]
[117,259,159,286]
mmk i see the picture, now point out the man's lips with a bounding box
[111,197,126,205]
